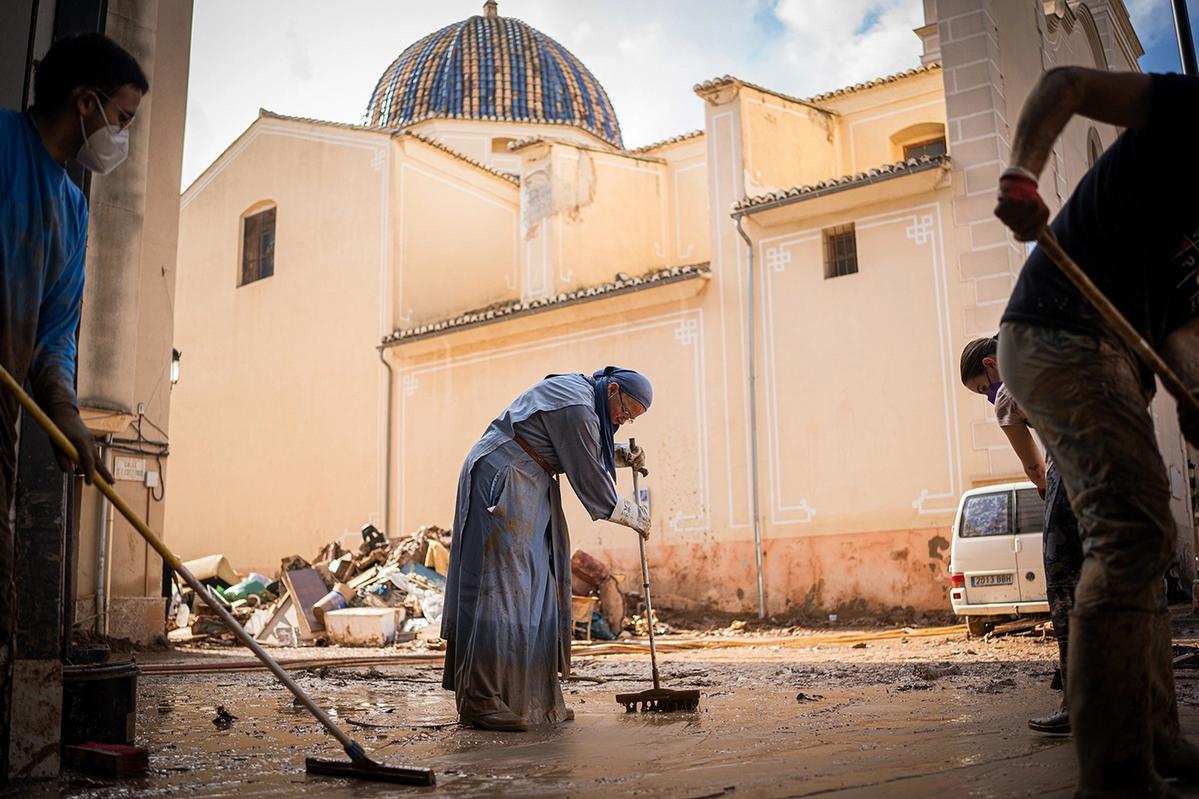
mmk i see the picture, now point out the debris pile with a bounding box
[168,523,452,648]
[630,609,672,637]
[571,549,647,640]
[169,531,649,648]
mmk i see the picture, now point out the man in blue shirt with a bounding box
[0,33,145,781]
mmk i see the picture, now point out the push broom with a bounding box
[614,438,701,713]
[0,364,435,786]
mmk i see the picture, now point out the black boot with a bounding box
[463,709,529,732]
[1029,698,1070,735]
[1069,611,1166,798]
[1150,611,1199,782]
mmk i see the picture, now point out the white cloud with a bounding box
[179,0,1174,189]
[1125,0,1172,41]
[772,0,924,86]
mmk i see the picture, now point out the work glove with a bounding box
[45,402,112,485]
[609,495,651,539]
[614,442,646,473]
[994,168,1049,242]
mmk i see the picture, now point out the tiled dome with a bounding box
[364,1,623,148]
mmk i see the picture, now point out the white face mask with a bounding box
[76,94,129,174]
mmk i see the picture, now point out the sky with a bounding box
[180,0,1196,189]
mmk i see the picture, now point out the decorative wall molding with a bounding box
[757,203,960,521]
[393,310,712,535]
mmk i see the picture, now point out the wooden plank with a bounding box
[282,568,328,636]
[348,565,380,589]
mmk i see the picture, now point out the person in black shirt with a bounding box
[995,67,1199,797]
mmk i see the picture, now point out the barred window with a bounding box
[823,223,858,279]
[1015,488,1045,535]
[903,138,947,160]
[240,207,276,286]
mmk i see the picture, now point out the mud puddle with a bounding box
[11,624,1199,797]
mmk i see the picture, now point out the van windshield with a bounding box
[960,492,1011,537]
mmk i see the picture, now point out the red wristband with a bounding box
[1000,176,1041,203]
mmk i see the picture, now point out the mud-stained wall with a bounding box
[386,181,962,615]
[585,527,953,614]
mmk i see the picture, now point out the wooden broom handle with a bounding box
[1035,229,1199,420]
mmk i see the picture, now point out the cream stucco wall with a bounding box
[393,136,519,328]
[824,71,947,174]
[656,137,710,266]
[409,117,613,174]
[740,90,837,197]
[517,142,674,295]
[170,119,394,570]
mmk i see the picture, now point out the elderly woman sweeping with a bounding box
[440,367,653,731]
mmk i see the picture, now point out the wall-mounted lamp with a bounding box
[170,348,182,385]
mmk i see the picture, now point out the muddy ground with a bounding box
[12,609,1199,798]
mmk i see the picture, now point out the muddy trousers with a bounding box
[1043,464,1082,687]
[999,322,1182,797]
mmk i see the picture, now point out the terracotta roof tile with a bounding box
[731,154,950,214]
[402,131,519,185]
[627,130,704,154]
[692,77,824,111]
[507,136,667,164]
[803,63,942,103]
[255,111,519,185]
[382,263,710,346]
[693,62,942,109]
[258,109,393,134]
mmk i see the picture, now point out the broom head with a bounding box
[615,687,701,713]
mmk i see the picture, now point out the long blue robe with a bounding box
[440,374,619,724]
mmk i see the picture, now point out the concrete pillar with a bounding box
[73,0,192,645]
[76,0,158,415]
[916,0,941,65]
[936,0,1030,478]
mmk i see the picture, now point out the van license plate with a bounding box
[971,574,1013,587]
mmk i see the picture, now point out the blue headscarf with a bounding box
[590,367,654,479]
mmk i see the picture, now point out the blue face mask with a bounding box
[986,381,1002,405]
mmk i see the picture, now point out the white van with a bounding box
[948,481,1050,636]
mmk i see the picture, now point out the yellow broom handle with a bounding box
[0,362,366,759]
[0,364,181,569]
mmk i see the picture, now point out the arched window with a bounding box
[891,122,947,161]
[903,138,947,160]
[239,202,276,287]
